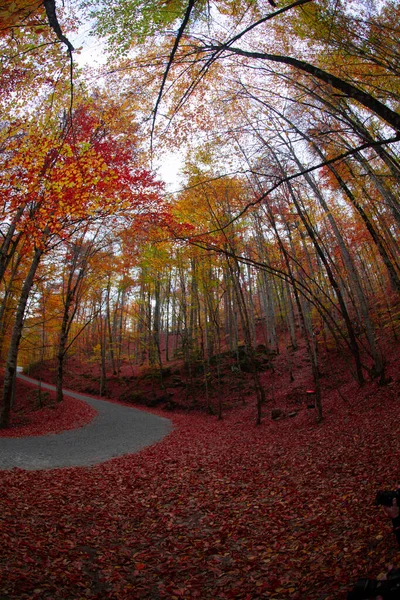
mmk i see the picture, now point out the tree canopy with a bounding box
[0,0,399,420]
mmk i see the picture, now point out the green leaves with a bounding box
[81,0,194,53]
[80,0,264,55]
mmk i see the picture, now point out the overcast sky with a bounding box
[69,24,184,192]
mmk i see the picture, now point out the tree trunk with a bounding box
[1,246,43,428]
[291,150,385,378]
[0,205,25,283]
[328,161,400,292]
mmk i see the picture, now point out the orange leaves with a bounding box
[0,0,43,33]
[174,174,253,250]
[1,98,166,250]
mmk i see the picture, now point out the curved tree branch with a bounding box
[151,0,196,146]
[205,44,400,131]
[43,0,74,52]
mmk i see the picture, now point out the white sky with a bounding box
[71,23,109,68]
[155,153,185,192]
[70,26,184,192]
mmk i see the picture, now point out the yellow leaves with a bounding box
[62,144,74,159]
[174,173,250,247]
[288,1,325,41]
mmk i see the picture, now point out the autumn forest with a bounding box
[1,0,400,598]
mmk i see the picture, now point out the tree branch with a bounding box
[43,0,74,52]
[151,0,196,147]
[181,133,400,238]
[205,44,400,131]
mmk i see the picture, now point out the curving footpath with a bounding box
[0,374,172,471]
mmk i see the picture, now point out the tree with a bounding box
[0,95,164,427]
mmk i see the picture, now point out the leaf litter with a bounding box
[1,348,400,599]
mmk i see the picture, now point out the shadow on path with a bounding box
[0,374,172,471]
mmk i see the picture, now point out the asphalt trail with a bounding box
[0,374,172,471]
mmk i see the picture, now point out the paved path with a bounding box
[0,374,172,471]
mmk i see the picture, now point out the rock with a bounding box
[164,400,177,410]
[171,377,185,388]
[271,408,284,420]
[256,344,267,352]
[83,386,98,395]
[146,394,170,407]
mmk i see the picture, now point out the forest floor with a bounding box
[0,376,97,437]
[1,336,400,599]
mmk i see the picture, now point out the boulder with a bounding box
[271,408,284,420]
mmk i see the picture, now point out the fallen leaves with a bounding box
[1,348,400,599]
[0,377,97,437]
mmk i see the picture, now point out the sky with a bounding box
[70,24,184,192]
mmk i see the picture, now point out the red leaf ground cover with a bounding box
[0,376,97,437]
[1,343,399,599]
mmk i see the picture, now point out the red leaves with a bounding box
[1,349,400,599]
[0,377,96,437]
[1,99,167,252]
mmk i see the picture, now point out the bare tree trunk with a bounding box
[226,253,266,425]
[0,205,25,284]
[290,149,385,378]
[288,182,365,384]
[97,296,108,397]
[1,246,43,428]
[106,278,117,375]
[353,150,400,227]
[0,253,23,357]
[327,161,400,293]
[269,214,324,422]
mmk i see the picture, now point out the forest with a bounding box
[0,0,399,599]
